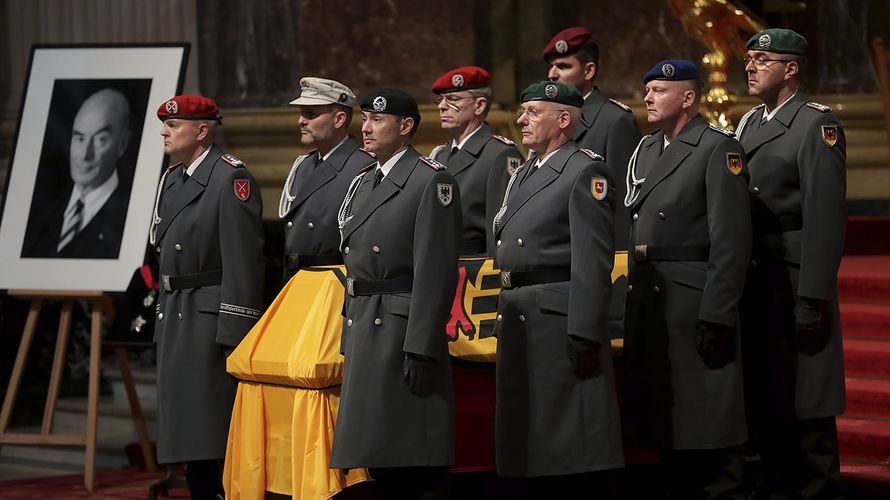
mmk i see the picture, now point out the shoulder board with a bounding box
[579,148,604,161]
[806,101,832,113]
[708,124,734,137]
[220,153,245,168]
[608,98,632,112]
[491,134,515,146]
[358,162,377,174]
[420,156,446,170]
[359,147,377,159]
[167,162,183,172]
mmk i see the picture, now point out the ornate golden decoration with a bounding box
[667,0,765,130]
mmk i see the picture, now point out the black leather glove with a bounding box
[403,352,436,397]
[567,335,602,379]
[795,297,826,354]
[695,321,735,369]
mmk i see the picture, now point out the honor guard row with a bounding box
[143,26,845,500]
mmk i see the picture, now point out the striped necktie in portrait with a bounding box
[58,197,84,252]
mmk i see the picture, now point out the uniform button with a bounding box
[347,319,353,327]
[374,318,383,326]
[174,243,182,251]
[155,246,161,253]
[496,314,503,322]
[372,245,380,253]
[658,212,666,219]
[632,213,639,221]
[496,240,501,248]
[157,312,164,320]
[751,259,758,268]
[308,222,314,230]
[753,187,760,195]
[653,286,660,293]
[517,238,524,246]
[627,284,633,292]
[519,314,526,322]
[286,221,293,228]
[178,312,183,320]
[344,246,350,254]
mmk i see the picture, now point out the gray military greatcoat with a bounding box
[623,115,751,450]
[330,146,461,468]
[279,136,375,279]
[431,122,523,256]
[152,144,265,463]
[736,92,847,421]
[490,142,623,477]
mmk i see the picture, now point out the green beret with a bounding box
[747,28,808,55]
[520,81,583,108]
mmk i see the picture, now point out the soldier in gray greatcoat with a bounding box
[623,60,751,499]
[543,26,642,340]
[151,94,265,500]
[737,29,847,499]
[429,65,523,257]
[279,77,376,281]
[330,88,461,500]
[489,80,622,498]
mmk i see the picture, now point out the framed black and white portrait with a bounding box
[0,44,189,292]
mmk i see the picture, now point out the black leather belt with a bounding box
[161,270,222,292]
[460,239,486,256]
[284,253,343,269]
[499,267,571,289]
[632,245,709,262]
[756,213,803,234]
[346,275,413,297]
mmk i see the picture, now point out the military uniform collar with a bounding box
[579,87,606,129]
[537,141,577,173]
[380,146,419,188]
[323,135,360,171]
[190,144,223,187]
[674,114,709,147]
[771,91,809,127]
[456,122,493,157]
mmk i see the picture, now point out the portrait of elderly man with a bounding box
[22,86,136,259]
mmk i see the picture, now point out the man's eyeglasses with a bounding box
[743,56,793,69]
[433,94,476,105]
[516,107,568,121]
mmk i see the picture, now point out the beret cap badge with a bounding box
[451,74,464,88]
[165,100,178,114]
[759,34,772,48]
[372,96,387,112]
[662,63,675,78]
[555,40,569,54]
[544,84,558,98]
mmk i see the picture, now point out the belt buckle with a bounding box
[500,270,512,288]
[287,253,300,268]
[346,277,355,297]
[633,244,648,261]
[161,275,172,292]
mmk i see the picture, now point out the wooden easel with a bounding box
[0,290,111,491]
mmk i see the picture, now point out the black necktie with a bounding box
[450,146,459,160]
[372,168,384,190]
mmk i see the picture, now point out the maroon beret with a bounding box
[157,94,221,122]
[542,27,593,60]
[431,66,491,94]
